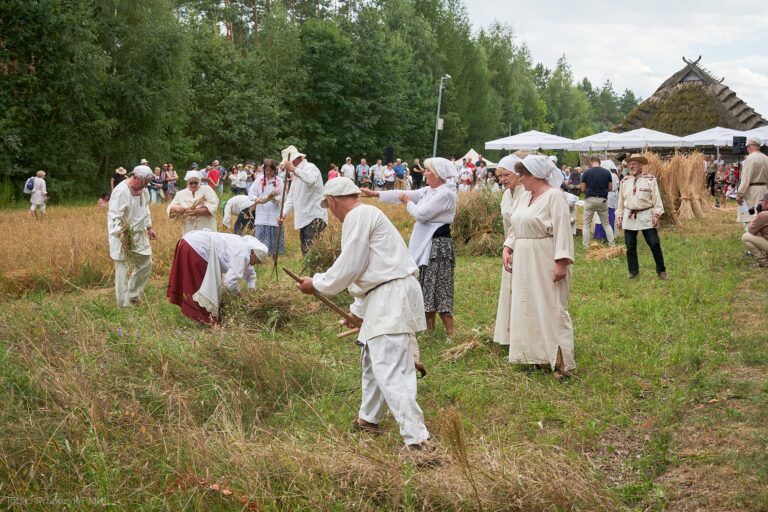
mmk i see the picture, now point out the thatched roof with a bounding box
[614,56,768,135]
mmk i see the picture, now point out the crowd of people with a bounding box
[35,135,766,457]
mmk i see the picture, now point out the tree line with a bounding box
[0,0,639,202]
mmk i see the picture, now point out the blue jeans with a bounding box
[624,228,666,275]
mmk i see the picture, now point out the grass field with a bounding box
[0,199,766,511]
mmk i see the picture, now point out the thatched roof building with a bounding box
[614,56,767,135]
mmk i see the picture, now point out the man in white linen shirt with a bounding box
[279,145,329,255]
[107,164,156,307]
[295,177,432,451]
[340,156,356,180]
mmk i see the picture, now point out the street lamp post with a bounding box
[432,74,451,158]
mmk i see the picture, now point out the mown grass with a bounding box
[0,201,765,510]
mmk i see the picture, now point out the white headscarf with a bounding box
[425,157,458,182]
[242,235,269,263]
[600,159,617,171]
[521,155,564,189]
[497,154,522,174]
[184,170,202,182]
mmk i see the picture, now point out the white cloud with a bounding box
[465,0,768,119]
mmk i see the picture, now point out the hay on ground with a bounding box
[585,244,626,261]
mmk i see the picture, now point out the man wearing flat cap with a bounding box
[736,137,768,227]
[616,154,667,280]
[294,177,432,452]
[279,145,328,255]
[107,163,157,307]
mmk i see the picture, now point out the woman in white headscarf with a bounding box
[361,157,458,335]
[167,170,219,234]
[594,159,620,241]
[501,155,575,378]
[492,153,524,346]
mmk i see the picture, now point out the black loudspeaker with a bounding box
[384,146,395,164]
[733,136,747,152]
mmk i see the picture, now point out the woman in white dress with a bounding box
[167,170,218,235]
[247,159,285,256]
[29,170,48,219]
[492,155,525,346]
[501,155,575,378]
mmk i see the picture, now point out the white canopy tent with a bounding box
[484,130,574,151]
[605,128,688,150]
[567,131,621,152]
[681,126,746,147]
[460,148,498,168]
[745,125,768,140]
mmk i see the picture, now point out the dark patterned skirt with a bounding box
[255,224,285,256]
[418,237,455,315]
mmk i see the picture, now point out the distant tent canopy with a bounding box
[614,56,768,136]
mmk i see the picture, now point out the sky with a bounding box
[465,0,768,122]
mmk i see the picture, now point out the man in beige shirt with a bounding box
[742,192,768,267]
[736,137,768,226]
[616,153,667,280]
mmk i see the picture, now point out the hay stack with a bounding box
[643,152,681,226]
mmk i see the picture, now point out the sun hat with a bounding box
[746,136,763,147]
[140,158,148,165]
[242,236,269,263]
[320,177,360,208]
[625,154,648,165]
[281,145,307,164]
[115,167,127,175]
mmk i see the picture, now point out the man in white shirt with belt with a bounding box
[295,177,432,452]
[280,145,329,255]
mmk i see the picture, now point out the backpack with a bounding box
[23,177,35,194]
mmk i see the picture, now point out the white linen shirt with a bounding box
[312,204,426,342]
[182,231,256,292]
[379,184,456,266]
[222,195,255,229]
[283,159,328,229]
[166,186,218,234]
[30,177,47,205]
[107,180,152,260]
[248,175,283,226]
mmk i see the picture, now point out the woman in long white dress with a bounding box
[501,155,575,378]
[492,155,525,345]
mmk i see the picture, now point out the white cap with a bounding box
[548,155,558,163]
[184,170,202,182]
[131,165,153,180]
[747,136,763,147]
[320,177,360,208]
[242,236,269,263]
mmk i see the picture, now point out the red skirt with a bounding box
[166,239,216,325]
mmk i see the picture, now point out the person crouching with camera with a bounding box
[742,192,768,268]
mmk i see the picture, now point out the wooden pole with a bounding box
[273,175,290,279]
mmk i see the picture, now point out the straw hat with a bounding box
[115,167,127,175]
[625,154,648,165]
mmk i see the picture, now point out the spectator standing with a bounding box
[411,159,424,189]
[356,159,370,187]
[208,162,222,195]
[370,159,384,189]
[394,159,407,190]
[29,170,48,219]
[383,163,396,190]
[475,161,488,189]
[211,160,225,195]
[111,167,127,191]
[594,160,620,241]
[327,163,339,180]
[164,164,178,202]
[149,167,164,204]
[580,156,616,248]
[341,157,355,180]
[568,167,582,196]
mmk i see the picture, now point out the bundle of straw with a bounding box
[441,338,481,362]
[183,196,207,218]
[585,244,626,261]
